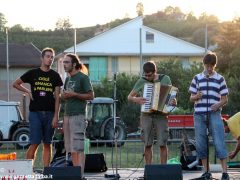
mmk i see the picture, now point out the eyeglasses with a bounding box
[44,55,54,59]
[63,61,71,64]
[143,72,154,78]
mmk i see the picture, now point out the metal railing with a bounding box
[0,139,239,169]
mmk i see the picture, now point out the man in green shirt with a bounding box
[128,61,176,164]
[62,53,94,178]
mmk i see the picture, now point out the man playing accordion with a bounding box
[128,61,177,165]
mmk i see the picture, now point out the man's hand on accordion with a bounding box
[170,98,177,106]
[134,97,147,105]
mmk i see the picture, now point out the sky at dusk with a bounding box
[0,0,239,30]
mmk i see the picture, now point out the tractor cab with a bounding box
[85,97,126,146]
[86,97,114,124]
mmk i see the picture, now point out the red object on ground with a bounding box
[167,114,229,128]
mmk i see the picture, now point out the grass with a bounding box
[1,140,239,169]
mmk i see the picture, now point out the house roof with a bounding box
[0,43,41,67]
[64,16,206,56]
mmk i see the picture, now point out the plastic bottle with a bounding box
[167,156,181,164]
[0,152,17,160]
[84,138,90,154]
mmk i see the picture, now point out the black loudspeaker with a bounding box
[43,166,81,180]
[85,153,107,172]
[144,164,183,180]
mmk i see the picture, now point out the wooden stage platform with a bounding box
[83,167,240,180]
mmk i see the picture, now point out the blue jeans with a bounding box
[194,111,228,159]
[29,111,54,144]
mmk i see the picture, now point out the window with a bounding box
[111,56,118,74]
[146,31,154,43]
[181,57,191,69]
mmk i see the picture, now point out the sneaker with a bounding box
[201,172,212,180]
[221,172,229,180]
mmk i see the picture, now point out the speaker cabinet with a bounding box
[43,166,81,180]
[144,164,183,180]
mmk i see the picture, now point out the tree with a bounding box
[198,12,219,24]
[214,18,240,114]
[10,24,24,32]
[164,6,185,21]
[186,12,197,22]
[215,21,240,73]
[93,73,139,132]
[156,60,202,111]
[0,12,7,31]
[136,2,144,16]
[55,18,72,31]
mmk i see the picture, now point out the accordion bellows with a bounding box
[141,82,178,113]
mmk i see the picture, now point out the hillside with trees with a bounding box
[0,6,225,53]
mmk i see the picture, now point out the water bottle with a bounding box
[84,138,90,154]
[167,156,181,164]
[0,152,17,160]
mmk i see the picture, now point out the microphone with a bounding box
[204,70,209,79]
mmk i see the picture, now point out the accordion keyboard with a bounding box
[141,83,154,112]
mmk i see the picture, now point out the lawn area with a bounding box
[0,139,239,169]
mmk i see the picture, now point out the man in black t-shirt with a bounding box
[13,47,63,167]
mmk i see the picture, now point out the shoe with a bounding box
[221,172,229,180]
[201,172,212,180]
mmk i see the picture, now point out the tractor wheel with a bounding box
[104,120,127,147]
[12,127,30,149]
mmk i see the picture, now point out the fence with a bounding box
[0,139,238,169]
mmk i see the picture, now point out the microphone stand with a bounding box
[203,74,218,180]
[105,73,120,180]
[206,74,211,178]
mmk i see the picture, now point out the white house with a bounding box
[59,16,206,82]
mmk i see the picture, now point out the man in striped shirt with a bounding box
[189,52,229,180]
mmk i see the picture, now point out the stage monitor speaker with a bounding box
[43,166,81,180]
[144,164,183,180]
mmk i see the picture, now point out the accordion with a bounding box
[141,82,178,113]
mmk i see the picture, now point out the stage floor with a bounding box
[83,167,240,180]
[35,166,240,180]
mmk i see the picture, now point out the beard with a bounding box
[64,66,74,73]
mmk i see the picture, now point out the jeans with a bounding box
[29,111,54,144]
[194,111,228,159]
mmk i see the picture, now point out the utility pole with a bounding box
[205,24,208,53]
[74,28,76,54]
[6,27,10,101]
[139,28,143,75]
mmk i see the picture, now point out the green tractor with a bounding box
[85,97,127,147]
